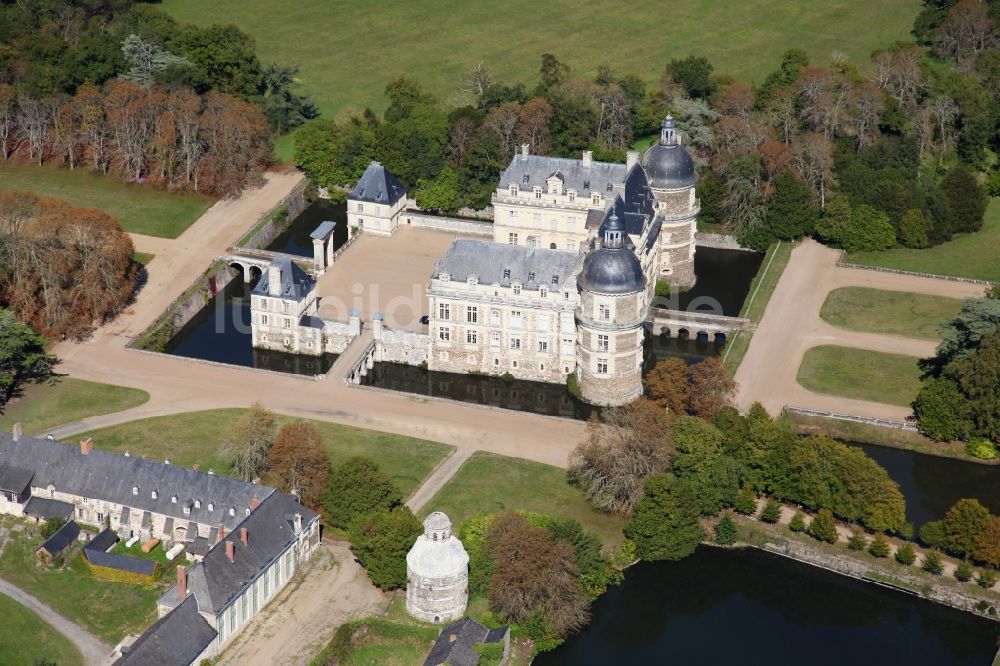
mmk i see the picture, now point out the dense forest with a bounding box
[296,0,996,253]
[0,0,317,195]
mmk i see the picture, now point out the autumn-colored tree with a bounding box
[262,422,331,510]
[942,498,991,558]
[486,513,589,640]
[569,399,673,515]
[516,98,554,154]
[934,0,998,72]
[973,516,1000,567]
[228,403,277,483]
[644,357,689,415]
[688,358,736,419]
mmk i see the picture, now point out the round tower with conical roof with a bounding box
[640,115,699,289]
[575,213,647,406]
[405,512,469,624]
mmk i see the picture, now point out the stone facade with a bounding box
[575,290,646,406]
[406,512,469,624]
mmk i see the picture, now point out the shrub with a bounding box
[895,543,916,566]
[921,550,944,575]
[977,569,998,589]
[966,438,999,460]
[868,534,890,558]
[733,486,758,516]
[475,641,505,666]
[40,518,66,540]
[323,457,402,529]
[626,475,704,561]
[714,514,738,545]
[760,499,782,524]
[847,532,867,551]
[955,560,974,582]
[788,512,806,533]
[808,509,838,544]
[347,507,422,590]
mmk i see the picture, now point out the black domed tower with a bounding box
[640,115,699,288]
[575,213,647,406]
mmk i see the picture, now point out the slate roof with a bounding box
[349,162,407,204]
[85,528,119,554]
[87,550,157,576]
[23,496,74,521]
[252,257,314,301]
[424,618,509,666]
[433,239,581,291]
[0,462,34,495]
[499,153,626,196]
[309,220,337,239]
[40,520,80,556]
[0,432,274,533]
[114,595,216,666]
[159,491,319,615]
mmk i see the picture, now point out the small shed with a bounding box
[86,528,120,555]
[23,496,74,523]
[86,550,158,578]
[36,520,81,564]
[424,618,510,666]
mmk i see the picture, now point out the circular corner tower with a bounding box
[575,213,647,406]
[641,115,699,290]
[405,512,469,624]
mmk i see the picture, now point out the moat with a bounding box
[264,199,348,257]
[536,547,998,666]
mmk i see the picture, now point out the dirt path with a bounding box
[216,540,385,666]
[735,239,986,420]
[0,578,110,666]
[406,448,475,513]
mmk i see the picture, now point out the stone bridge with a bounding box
[646,308,753,342]
[221,250,309,282]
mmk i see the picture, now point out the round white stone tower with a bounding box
[405,511,469,624]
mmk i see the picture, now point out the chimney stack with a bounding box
[581,150,593,168]
[79,437,93,455]
[218,523,227,541]
[240,527,248,546]
[520,143,529,159]
[626,150,639,172]
[177,565,187,600]
[267,263,282,296]
[12,423,22,442]
[226,540,235,562]
[293,513,303,534]
[250,496,261,511]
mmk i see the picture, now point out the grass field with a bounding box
[0,377,150,437]
[0,162,213,238]
[847,199,1000,282]
[76,409,453,498]
[133,252,155,265]
[796,345,923,407]
[422,451,624,547]
[0,593,84,666]
[161,0,918,120]
[0,518,160,644]
[820,287,964,340]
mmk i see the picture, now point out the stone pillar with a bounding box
[348,308,361,337]
[313,238,325,275]
[326,229,336,264]
[373,312,384,362]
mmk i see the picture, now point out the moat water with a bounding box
[265,199,348,257]
[536,547,999,666]
[663,246,764,317]
[163,278,337,375]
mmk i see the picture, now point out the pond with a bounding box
[163,277,338,375]
[265,199,348,257]
[655,246,765,317]
[536,547,998,666]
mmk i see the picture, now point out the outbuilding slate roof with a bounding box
[40,520,80,556]
[252,257,314,301]
[85,528,119,554]
[23,496,74,521]
[0,462,34,495]
[159,491,318,615]
[349,162,407,204]
[87,549,157,576]
[433,239,581,290]
[113,595,216,666]
[0,433,274,533]
[423,618,509,666]
[499,153,626,196]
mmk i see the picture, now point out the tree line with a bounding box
[1,0,317,195]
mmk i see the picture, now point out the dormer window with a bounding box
[540,287,548,298]
[194,499,202,509]
[171,495,178,504]
[439,272,451,282]
[522,174,529,184]
[512,283,521,295]
[208,502,214,512]
[502,268,511,280]
[552,275,559,285]
[151,490,158,500]
[509,184,518,196]
[568,191,576,202]
[132,486,139,496]
[467,274,478,286]
[527,272,535,282]
[606,182,613,191]
[533,187,542,199]
[229,507,236,517]
[245,508,251,516]
[183,505,191,516]
[592,193,601,204]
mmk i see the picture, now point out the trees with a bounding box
[486,513,589,641]
[414,166,460,213]
[934,298,1000,367]
[954,560,974,582]
[626,474,704,561]
[262,422,330,510]
[898,209,932,249]
[789,512,807,533]
[922,549,944,575]
[228,403,276,483]
[895,542,917,565]
[714,513,738,545]
[671,416,740,515]
[734,486,758,516]
[760,499,782,524]
[569,399,672,515]
[644,357,690,415]
[942,498,991,558]
[668,56,716,99]
[40,517,66,540]
[937,165,988,239]
[763,172,818,241]
[347,507,422,590]
[847,532,867,551]
[868,533,890,558]
[323,457,402,529]
[914,377,968,441]
[839,204,896,252]
[808,509,838,543]
[688,358,737,419]
[0,310,56,406]
[973,517,1000,567]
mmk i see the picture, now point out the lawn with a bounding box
[0,519,161,644]
[133,252,155,266]
[421,451,624,548]
[796,345,923,407]
[820,287,964,340]
[846,199,1000,282]
[0,162,214,238]
[75,409,454,498]
[0,593,84,666]
[161,0,918,120]
[0,377,150,437]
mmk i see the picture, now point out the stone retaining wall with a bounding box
[784,405,918,432]
[398,211,493,237]
[837,253,996,285]
[376,327,429,366]
[237,179,309,250]
[695,231,752,251]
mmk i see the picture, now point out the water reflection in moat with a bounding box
[265,199,348,257]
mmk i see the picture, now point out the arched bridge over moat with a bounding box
[646,308,753,343]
